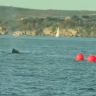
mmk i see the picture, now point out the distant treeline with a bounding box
[1,5,96,20]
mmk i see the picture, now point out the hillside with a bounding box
[0,6,96,37]
[0,5,96,20]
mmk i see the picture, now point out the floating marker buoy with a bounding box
[87,55,96,62]
[76,53,84,61]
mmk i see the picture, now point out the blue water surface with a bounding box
[0,35,96,96]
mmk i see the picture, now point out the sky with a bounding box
[0,0,96,10]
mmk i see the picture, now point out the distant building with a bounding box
[82,14,96,19]
[65,16,71,20]
[89,14,96,19]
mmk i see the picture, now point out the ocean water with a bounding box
[0,35,96,96]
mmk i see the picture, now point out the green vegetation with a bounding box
[0,5,96,37]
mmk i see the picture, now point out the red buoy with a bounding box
[76,53,84,61]
[87,55,96,62]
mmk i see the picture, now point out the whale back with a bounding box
[12,48,20,53]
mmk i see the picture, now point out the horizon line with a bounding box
[0,5,96,11]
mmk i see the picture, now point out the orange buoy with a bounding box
[87,55,96,62]
[76,53,84,61]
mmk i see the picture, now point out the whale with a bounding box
[12,48,20,53]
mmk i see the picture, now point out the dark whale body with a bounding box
[12,48,20,53]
